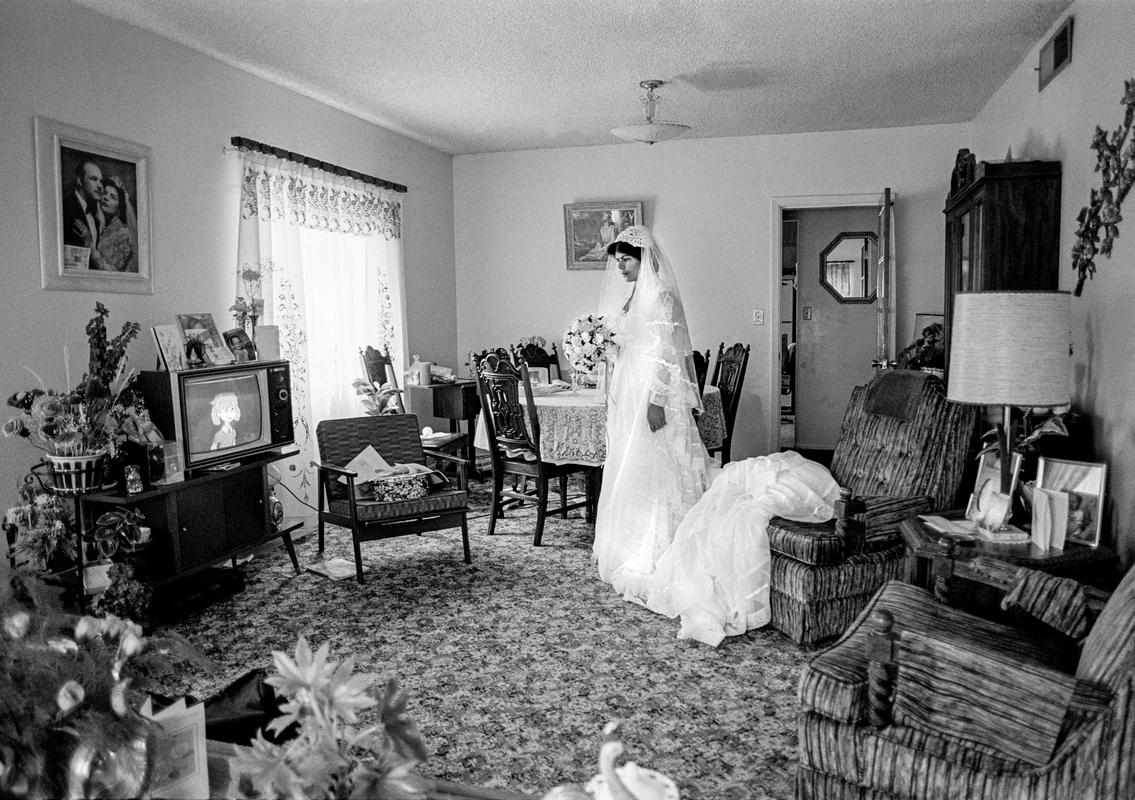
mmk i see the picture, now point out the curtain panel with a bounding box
[236,151,403,518]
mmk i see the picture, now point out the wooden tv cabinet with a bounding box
[81,449,301,610]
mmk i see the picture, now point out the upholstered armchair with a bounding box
[797,559,1135,800]
[769,370,979,645]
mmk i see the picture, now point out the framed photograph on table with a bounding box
[564,201,643,270]
[34,116,152,294]
[965,450,1022,532]
[1036,457,1107,547]
[176,313,235,366]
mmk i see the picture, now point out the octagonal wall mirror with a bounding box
[820,231,878,303]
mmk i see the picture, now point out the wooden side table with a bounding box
[899,515,1119,608]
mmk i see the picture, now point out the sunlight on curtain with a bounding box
[235,150,404,519]
[300,227,372,424]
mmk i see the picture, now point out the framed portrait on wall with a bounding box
[34,116,153,294]
[563,201,643,270]
[1036,457,1107,547]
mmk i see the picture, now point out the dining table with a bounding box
[474,384,726,466]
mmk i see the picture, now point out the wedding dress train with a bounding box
[646,451,840,646]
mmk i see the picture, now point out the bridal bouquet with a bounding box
[563,314,617,375]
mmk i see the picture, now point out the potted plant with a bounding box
[4,303,148,492]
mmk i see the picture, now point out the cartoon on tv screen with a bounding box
[183,374,264,456]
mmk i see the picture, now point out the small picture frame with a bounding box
[34,116,153,294]
[965,450,1022,532]
[223,328,258,362]
[1036,457,1107,547]
[564,201,643,270]
[176,313,235,366]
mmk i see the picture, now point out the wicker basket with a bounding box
[46,453,107,495]
[357,473,429,502]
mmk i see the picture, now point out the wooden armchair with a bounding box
[797,560,1135,800]
[769,370,979,644]
[361,345,468,487]
[314,414,470,583]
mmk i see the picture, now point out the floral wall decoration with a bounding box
[1071,78,1135,296]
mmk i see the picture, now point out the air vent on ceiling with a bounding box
[1038,16,1073,91]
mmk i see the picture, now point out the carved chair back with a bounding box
[710,342,750,436]
[476,351,540,463]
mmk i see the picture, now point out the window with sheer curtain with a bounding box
[236,150,404,517]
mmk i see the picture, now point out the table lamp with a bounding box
[947,291,1071,498]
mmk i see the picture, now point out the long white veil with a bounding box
[598,225,702,412]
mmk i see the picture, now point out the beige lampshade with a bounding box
[947,291,1071,408]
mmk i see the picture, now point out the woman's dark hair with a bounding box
[100,179,128,225]
[606,240,642,260]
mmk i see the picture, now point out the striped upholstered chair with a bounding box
[797,561,1135,800]
[769,370,978,645]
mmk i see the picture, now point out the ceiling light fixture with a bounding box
[610,79,692,145]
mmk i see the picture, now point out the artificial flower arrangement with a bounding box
[0,583,208,799]
[230,265,266,332]
[233,635,431,800]
[352,377,404,416]
[3,302,158,459]
[1071,77,1135,296]
[563,314,617,376]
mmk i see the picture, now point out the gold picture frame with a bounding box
[563,201,643,270]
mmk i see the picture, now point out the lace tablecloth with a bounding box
[474,386,725,466]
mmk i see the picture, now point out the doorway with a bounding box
[766,193,893,459]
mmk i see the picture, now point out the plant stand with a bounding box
[41,454,109,611]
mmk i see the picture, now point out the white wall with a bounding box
[970,0,1135,564]
[454,124,967,458]
[0,0,455,500]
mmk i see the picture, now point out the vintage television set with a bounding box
[139,360,295,473]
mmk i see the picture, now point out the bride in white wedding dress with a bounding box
[592,225,842,647]
[592,225,713,604]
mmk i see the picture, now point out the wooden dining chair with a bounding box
[475,351,597,545]
[511,340,563,382]
[708,342,750,464]
[691,349,710,394]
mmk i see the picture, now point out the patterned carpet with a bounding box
[155,481,809,800]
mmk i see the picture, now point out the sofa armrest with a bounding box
[887,628,1109,766]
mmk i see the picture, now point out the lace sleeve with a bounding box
[644,292,688,408]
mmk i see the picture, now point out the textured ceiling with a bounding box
[69,0,1072,155]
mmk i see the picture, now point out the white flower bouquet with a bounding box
[563,314,617,376]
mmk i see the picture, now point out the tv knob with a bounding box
[276,388,290,402]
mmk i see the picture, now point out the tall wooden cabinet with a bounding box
[942,149,1062,366]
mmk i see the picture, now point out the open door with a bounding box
[875,188,896,368]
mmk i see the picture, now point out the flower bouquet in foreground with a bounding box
[563,315,617,384]
[234,636,430,800]
[0,584,209,799]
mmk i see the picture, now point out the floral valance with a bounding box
[239,155,401,239]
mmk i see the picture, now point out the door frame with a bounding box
[766,193,881,454]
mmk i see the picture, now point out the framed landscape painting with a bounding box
[1036,457,1107,547]
[34,116,153,294]
[564,201,643,270]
